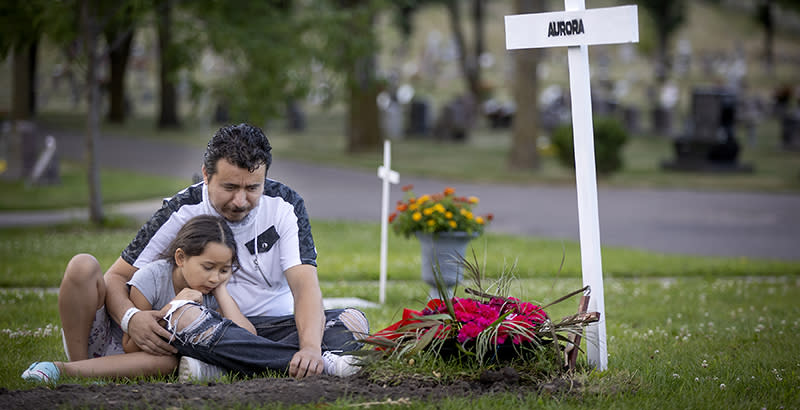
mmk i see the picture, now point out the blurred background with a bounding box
[1,0,799,224]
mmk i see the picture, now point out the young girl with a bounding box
[22,215,255,383]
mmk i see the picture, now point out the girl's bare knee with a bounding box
[63,254,102,284]
[165,304,202,333]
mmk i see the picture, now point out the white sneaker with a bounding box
[322,351,360,377]
[178,356,226,382]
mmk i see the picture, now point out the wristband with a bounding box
[120,307,141,333]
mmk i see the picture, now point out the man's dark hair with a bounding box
[203,123,272,178]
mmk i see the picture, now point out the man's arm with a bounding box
[104,257,176,355]
[284,264,325,379]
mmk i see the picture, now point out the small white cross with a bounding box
[377,140,399,304]
[505,1,639,371]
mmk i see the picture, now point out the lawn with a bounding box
[0,161,190,211]
[1,220,798,409]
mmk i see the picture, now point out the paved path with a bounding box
[2,130,799,262]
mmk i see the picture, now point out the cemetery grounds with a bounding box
[0,218,799,409]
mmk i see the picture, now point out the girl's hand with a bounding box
[173,288,203,304]
[212,275,232,298]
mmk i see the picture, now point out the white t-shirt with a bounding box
[121,181,317,317]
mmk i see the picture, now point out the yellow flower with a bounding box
[476,217,485,225]
[448,220,457,228]
[412,212,422,221]
[418,195,431,203]
[468,196,479,204]
[423,208,434,216]
[445,211,453,219]
[434,203,446,213]
[409,203,419,211]
[427,219,435,227]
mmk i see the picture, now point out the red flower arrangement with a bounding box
[364,258,600,366]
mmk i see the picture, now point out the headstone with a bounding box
[286,99,306,132]
[652,82,679,137]
[621,106,640,135]
[29,135,60,185]
[484,99,515,129]
[662,87,753,172]
[407,98,431,137]
[380,99,404,140]
[781,106,800,151]
[433,94,477,142]
[214,102,230,124]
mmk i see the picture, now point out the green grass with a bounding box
[0,161,190,211]
[1,219,800,409]
[2,219,798,289]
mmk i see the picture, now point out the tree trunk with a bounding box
[341,0,381,153]
[760,0,774,74]
[445,1,482,101]
[156,0,180,128]
[508,0,542,170]
[346,55,382,153]
[105,25,133,123]
[11,43,35,121]
[4,43,37,181]
[82,0,105,224]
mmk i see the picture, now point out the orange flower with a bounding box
[402,184,414,192]
[388,186,490,238]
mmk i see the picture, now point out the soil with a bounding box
[0,368,577,409]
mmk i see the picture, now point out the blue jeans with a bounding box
[167,304,366,376]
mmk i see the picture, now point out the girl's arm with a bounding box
[213,284,256,335]
[122,287,154,353]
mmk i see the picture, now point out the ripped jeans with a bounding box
[164,302,367,376]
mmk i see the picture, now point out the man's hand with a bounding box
[288,347,324,379]
[127,310,177,356]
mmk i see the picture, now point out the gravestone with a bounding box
[433,94,477,142]
[407,98,431,137]
[484,99,515,129]
[662,87,753,172]
[781,107,800,150]
[28,135,60,185]
[286,100,306,132]
[380,99,404,140]
[621,106,640,135]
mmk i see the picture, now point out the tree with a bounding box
[155,0,180,128]
[0,1,43,180]
[338,0,383,153]
[443,0,486,101]
[508,0,544,170]
[637,0,687,86]
[104,5,134,123]
[81,0,106,222]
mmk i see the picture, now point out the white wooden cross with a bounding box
[377,139,400,304]
[505,1,639,371]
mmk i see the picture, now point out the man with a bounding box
[58,123,367,380]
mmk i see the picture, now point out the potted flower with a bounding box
[389,185,493,299]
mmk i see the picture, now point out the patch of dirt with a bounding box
[0,368,580,409]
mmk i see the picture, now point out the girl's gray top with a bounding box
[127,259,218,311]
